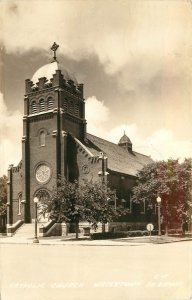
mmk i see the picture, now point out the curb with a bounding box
[0,236,192,246]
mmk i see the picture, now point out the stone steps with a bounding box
[13,224,41,237]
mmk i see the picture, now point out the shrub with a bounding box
[142,230,149,236]
[90,229,164,240]
[90,231,127,240]
[168,229,182,235]
[151,230,158,236]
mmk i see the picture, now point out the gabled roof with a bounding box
[84,133,153,177]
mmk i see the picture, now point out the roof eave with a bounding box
[107,168,137,179]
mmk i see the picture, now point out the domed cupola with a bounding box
[26,42,82,95]
[118,131,133,153]
[31,61,78,86]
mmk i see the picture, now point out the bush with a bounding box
[90,231,127,240]
[151,230,158,236]
[142,230,149,236]
[168,229,182,235]
[135,231,142,237]
[90,229,164,240]
[127,230,148,237]
[167,228,183,237]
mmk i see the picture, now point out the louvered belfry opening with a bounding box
[39,99,46,112]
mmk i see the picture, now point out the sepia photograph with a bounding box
[0,0,192,299]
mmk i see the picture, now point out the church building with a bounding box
[7,44,153,236]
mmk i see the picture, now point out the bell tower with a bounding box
[22,43,86,222]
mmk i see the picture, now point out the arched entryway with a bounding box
[34,189,50,223]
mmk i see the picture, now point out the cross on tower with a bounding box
[51,42,59,62]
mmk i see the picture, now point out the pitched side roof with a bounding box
[84,133,153,177]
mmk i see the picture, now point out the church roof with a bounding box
[85,133,153,177]
[31,61,78,84]
[14,133,152,178]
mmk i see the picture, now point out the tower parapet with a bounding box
[25,68,83,98]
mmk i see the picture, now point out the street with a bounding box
[0,240,192,300]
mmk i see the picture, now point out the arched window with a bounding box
[31,101,37,114]
[74,103,79,117]
[39,99,46,112]
[130,196,133,213]
[39,130,46,146]
[121,198,127,208]
[69,100,74,114]
[47,97,54,110]
[35,189,50,202]
[154,204,158,214]
[18,194,22,215]
[63,99,68,111]
[125,194,132,213]
[140,199,145,214]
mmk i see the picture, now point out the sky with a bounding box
[0,0,192,176]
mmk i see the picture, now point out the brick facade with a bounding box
[7,60,155,232]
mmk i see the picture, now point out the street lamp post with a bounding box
[98,152,109,233]
[156,196,161,236]
[114,193,117,211]
[98,152,109,185]
[33,196,39,244]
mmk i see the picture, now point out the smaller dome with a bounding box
[118,133,132,145]
[31,61,78,85]
[118,132,133,153]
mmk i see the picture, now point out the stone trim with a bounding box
[73,136,94,158]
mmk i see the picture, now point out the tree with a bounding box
[40,178,120,238]
[41,179,83,239]
[0,175,7,217]
[132,159,192,232]
[80,179,120,231]
[0,175,7,232]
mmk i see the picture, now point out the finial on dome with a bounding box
[51,42,59,63]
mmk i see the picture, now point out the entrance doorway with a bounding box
[35,189,50,223]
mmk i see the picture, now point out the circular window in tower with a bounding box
[35,164,51,183]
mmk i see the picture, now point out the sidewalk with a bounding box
[1,234,192,246]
